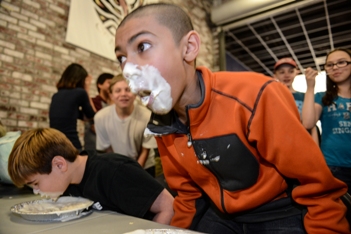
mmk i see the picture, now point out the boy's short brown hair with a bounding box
[8,128,78,187]
[109,74,126,93]
[118,3,194,45]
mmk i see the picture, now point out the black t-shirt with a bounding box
[64,151,164,219]
[49,88,95,149]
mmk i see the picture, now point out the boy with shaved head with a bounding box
[114,3,349,233]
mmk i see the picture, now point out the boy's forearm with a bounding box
[149,189,174,224]
[152,210,174,225]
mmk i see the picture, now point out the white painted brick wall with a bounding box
[0,14,18,24]
[1,1,20,12]
[0,40,15,50]
[0,54,14,63]
[18,121,38,128]
[20,107,39,115]
[38,122,49,128]
[23,0,41,9]
[41,84,57,93]
[40,96,51,104]
[28,31,45,40]
[30,19,46,29]
[35,51,52,60]
[17,33,35,43]
[4,48,24,59]
[12,72,33,81]
[10,12,28,21]
[39,17,55,27]
[8,24,26,33]
[30,102,49,110]
[19,21,37,31]
[0,19,7,27]
[21,9,39,20]
[49,4,65,15]
[54,45,69,54]
[0,111,7,118]
[9,92,21,99]
[9,99,29,107]
[37,40,53,49]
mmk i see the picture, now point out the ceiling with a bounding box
[217,0,351,76]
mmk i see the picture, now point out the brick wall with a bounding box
[0,0,218,145]
[0,0,119,134]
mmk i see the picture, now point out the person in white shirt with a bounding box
[94,74,156,176]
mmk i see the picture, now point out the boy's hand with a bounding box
[304,67,318,88]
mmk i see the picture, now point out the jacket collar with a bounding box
[146,67,212,135]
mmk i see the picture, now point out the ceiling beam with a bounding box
[323,0,334,50]
[222,0,318,31]
[295,8,321,72]
[247,24,278,62]
[226,31,273,76]
[226,52,252,71]
[270,16,304,72]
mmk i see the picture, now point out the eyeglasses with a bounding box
[324,61,351,70]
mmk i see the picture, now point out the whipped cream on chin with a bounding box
[33,189,63,201]
[123,63,172,115]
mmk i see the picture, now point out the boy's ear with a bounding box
[183,30,201,63]
[52,156,68,172]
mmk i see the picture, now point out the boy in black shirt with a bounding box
[8,128,174,224]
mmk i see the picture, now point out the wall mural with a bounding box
[66,0,156,61]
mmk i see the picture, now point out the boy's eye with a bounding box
[117,56,126,65]
[137,42,151,53]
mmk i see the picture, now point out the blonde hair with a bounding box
[8,128,78,187]
[109,74,127,93]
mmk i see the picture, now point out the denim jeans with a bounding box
[329,166,351,194]
[329,166,351,223]
[195,206,306,234]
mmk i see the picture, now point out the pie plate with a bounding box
[10,196,94,222]
[124,229,199,234]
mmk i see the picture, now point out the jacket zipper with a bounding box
[186,106,192,147]
[186,106,228,214]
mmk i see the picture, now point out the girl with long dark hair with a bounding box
[303,48,351,193]
[49,63,96,150]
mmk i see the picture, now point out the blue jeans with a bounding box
[329,166,351,223]
[329,166,351,194]
[195,207,306,234]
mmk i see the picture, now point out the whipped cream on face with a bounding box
[123,63,172,114]
[33,189,63,201]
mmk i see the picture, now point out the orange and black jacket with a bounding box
[148,66,349,233]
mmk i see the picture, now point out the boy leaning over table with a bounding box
[114,3,349,233]
[7,128,174,224]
